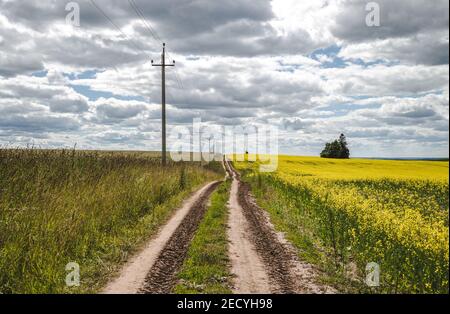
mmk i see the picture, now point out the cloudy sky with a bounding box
[0,0,448,157]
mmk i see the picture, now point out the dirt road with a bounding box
[225,160,271,293]
[225,159,335,294]
[104,159,334,294]
[103,181,220,294]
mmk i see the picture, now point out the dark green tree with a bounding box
[320,134,350,159]
[338,133,350,158]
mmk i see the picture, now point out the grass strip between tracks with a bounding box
[174,180,232,294]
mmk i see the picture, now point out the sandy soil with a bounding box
[102,181,220,294]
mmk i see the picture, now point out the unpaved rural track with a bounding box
[140,181,221,293]
[225,160,271,293]
[225,159,335,294]
[103,181,220,294]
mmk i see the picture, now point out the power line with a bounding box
[127,0,161,45]
[89,0,181,92]
[126,0,183,91]
[127,0,185,91]
[172,66,185,90]
[89,0,148,56]
[89,0,171,161]
[90,0,163,102]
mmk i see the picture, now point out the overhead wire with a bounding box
[127,0,185,91]
[89,0,163,109]
[90,0,181,109]
[89,0,149,57]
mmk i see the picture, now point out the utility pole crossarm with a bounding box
[151,63,175,67]
[151,43,175,67]
[151,43,175,167]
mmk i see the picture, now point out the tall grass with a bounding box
[0,148,222,293]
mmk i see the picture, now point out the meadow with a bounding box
[234,155,449,293]
[0,148,222,293]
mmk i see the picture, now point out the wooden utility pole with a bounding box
[208,136,214,161]
[208,137,211,156]
[221,131,225,156]
[152,43,175,166]
[199,127,202,166]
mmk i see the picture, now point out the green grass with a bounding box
[0,148,223,293]
[174,180,232,294]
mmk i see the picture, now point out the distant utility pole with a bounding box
[208,137,211,155]
[199,128,202,166]
[221,131,225,156]
[244,132,248,154]
[208,136,215,161]
[152,43,175,166]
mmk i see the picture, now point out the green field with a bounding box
[0,148,222,293]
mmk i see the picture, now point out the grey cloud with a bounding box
[387,32,449,65]
[0,54,44,77]
[169,21,317,57]
[0,98,45,115]
[0,0,315,64]
[347,127,448,145]
[282,118,315,131]
[396,107,436,119]
[346,128,391,139]
[43,34,147,69]
[339,31,449,65]
[0,1,151,75]
[332,0,448,42]
[0,76,90,113]
[173,65,324,115]
[0,0,65,30]
[355,95,447,127]
[325,64,449,96]
[0,21,45,76]
[332,0,449,65]
[0,114,80,133]
[96,103,146,120]
[127,0,274,39]
[1,0,273,34]
[87,131,151,147]
[49,95,89,113]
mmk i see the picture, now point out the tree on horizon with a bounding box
[320,134,350,159]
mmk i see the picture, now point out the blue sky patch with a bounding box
[31,70,48,77]
[310,45,347,68]
[70,84,145,102]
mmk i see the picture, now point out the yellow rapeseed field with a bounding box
[234,155,449,293]
[275,155,449,181]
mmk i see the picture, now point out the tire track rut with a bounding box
[139,181,221,294]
